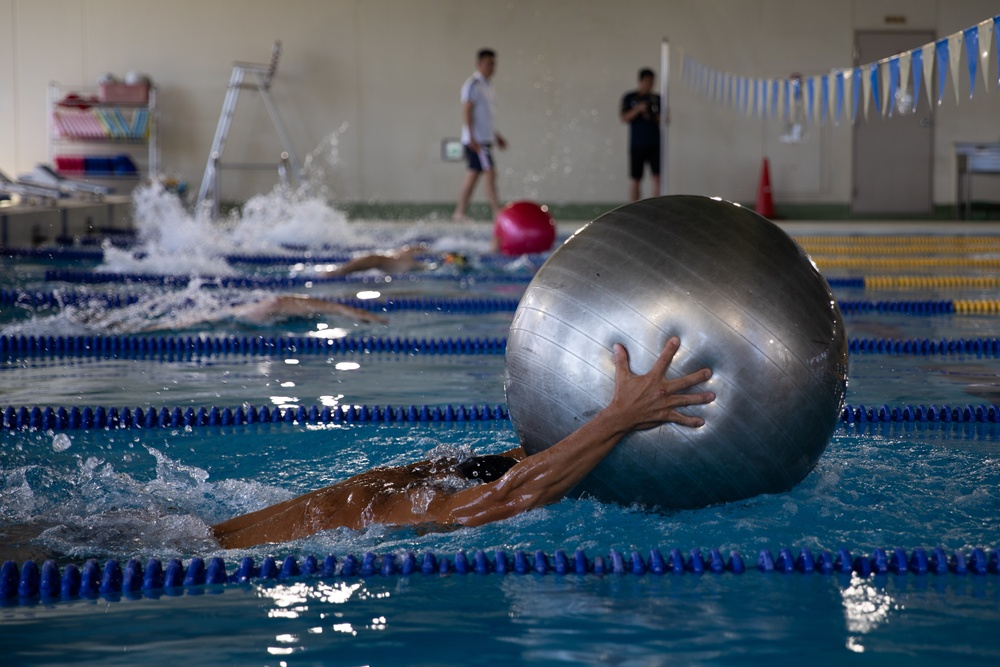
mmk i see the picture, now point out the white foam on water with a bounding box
[17,444,293,558]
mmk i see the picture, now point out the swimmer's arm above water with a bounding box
[426,337,714,526]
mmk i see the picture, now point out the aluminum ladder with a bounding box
[196,41,304,218]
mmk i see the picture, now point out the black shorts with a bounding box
[465,143,494,172]
[629,145,660,180]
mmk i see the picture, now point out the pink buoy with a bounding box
[493,201,556,256]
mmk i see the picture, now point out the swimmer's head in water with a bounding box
[443,252,469,268]
[455,455,518,483]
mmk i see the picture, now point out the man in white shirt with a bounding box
[453,48,507,222]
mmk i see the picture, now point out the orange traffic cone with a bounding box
[755,158,775,219]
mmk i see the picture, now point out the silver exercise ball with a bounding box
[504,195,848,509]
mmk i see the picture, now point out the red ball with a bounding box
[493,201,556,256]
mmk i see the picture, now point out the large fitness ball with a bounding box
[504,195,848,509]
[494,201,556,256]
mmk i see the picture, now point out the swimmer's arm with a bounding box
[428,338,714,526]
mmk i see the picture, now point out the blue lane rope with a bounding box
[15,282,989,316]
[2,245,550,268]
[0,334,506,359]
[847,337,1000,354]
[825,277,866,289]
[2,288,521,314]
[2,546,998,605]
[3,403,1000,431]
[42,269,531,288]
[0,403,510,431]
[837,299,955,314]
[8,333,1000,361]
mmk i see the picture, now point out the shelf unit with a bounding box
[47,81,158,191]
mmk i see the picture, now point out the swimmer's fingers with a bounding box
[666,406,708,429]
[664,367,713,394]
[649,337,682,378]
[613,337,681,380]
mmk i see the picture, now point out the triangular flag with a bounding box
[834,70,844,125]
[935,38,949,105]
[827,72,836,125]
[805,77,815,123]
[948,32,963,103]
[815,76,830,125]
[964,26,979,97]
[791,77,800,121]
[995,16,1000,85]
[979,19,992,92]
[869,62,880,119]
[882,60,893,117]
[852,67,861,124]
[862,64,872,120]
[899,51,911,113]
[780,78,788,121]
[911,48,923,112]
[922,42,935,109]
[887,58,899,117]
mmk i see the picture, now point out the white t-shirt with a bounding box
[460,71,495,145]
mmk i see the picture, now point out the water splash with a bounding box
[3,443,292,559]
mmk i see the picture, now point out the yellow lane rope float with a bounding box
[813,257,1000,270]
[795,235,1000,248]
[798,243,1000,256]
[953,300,1000,314]
[862,275,1000,290]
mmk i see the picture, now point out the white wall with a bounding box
[1,0,997,208]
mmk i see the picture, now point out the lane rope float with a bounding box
[3,403,1000,431]
[9,333,1000,361]
[42,269,531,288]
[2,546,998,606]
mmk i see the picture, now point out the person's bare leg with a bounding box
[483,169,501,219]
[454,170,481,220]
[652,174,661,197]
[629,179,641,202]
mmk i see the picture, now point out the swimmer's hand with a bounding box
[607,337,714,432]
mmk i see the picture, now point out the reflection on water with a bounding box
[841,573,897,653]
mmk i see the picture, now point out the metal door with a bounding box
[852,31,934,215]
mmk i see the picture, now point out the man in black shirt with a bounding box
[620,68,662,201]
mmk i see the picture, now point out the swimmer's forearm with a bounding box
[445,408,631,525]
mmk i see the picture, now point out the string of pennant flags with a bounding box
[679,14,999,125]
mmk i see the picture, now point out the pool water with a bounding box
[2,188,1000,664]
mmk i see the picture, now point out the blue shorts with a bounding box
[465,143,494,172]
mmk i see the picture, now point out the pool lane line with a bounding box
[0,334,507,358]
[798,243,1000,255]
[828,275,1000,290]
[2,547,998,606]
[9,287,1000,317]
[2,289,524,313]
[42,268,532,287]
[2,245,549,267]
[3,403,1000,431]
[8,334,1000,361]
[814,257,1000,270]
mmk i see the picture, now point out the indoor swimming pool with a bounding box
[2,188,1000,665]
